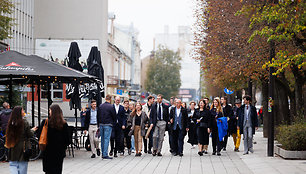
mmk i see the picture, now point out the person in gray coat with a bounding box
[237,95,259,155]
[129,102,148,156]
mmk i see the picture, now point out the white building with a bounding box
[155,26,200,101]
[3,0,34,55]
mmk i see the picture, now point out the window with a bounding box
[41,83,63,101]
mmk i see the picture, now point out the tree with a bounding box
[0,0,14,40]
[145,46,182,99]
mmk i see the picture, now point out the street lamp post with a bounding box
[268,40,275,157]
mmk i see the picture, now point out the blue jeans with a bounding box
[100,125,112,157]
[9,161,28,174]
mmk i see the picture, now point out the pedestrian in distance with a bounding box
[0,102,12,135]
[109,96,126,157]
[210,98,224,156]
[233,99,242,152]
[38,104,69,174]
[237,95,259,155]
[150,94,169,156]
[5,106,37,174]
[195,100,211,156]
[187,101,198,148]
[84,100,100,158]
[98,94,116,160]
[168,97,176,154]
[142,95,154,154]
[80,106,87,128]
[123,100,132,155]
[220,96,234,151]
[169,99,188,156]
[129,102,149,157]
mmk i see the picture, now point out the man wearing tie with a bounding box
[150,94,169,156]
[169,99,188,156]
[237,95,258,155]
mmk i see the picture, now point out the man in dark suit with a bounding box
[84,100,100,158]
[237,95,258,155]
[98,95,116,159]
[109,96,126,157]
[169,99,189,156]
[150,94,169,156]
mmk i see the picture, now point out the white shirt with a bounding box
[157,103,163,120]
[114,104,120,114]
[176,107,181,117]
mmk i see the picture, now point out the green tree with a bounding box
[145,46,182,99]
[0,0,14,40]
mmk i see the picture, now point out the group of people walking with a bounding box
[1,93,259,174]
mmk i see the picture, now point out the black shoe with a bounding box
[204,150,208,154]
[157,152,162,156]
[114,153,118,158]
[223,148,226,151]
[198,152,203,156]
[152,150,157,156]
[173,152,178,156]
[217,152,221,156]
[144,149,147,153]
[109,151,113,156]
[170,149,174,153]
[128,149,132,155]
[91,154,96,158]
[179,153,183,157]
[135,153,140,157]
[97,149,101,156]
[148,150,152,154]
[102,156,113,159]
[212,152,216,155]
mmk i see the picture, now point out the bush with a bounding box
[276,120,306,151]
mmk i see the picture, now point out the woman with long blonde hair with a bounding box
[6,106,36,174]
[210,98,224,156]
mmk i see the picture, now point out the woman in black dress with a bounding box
[187,101,197,148]
[195,100,211,156]
[38,104,69,174]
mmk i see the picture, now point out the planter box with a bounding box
[275,145,306,159]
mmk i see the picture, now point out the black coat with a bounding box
[169,107,188,134]
[150,102,169,126]
[237,105,258,135]
[38,120,69,174]
[97,102,116,125]
[223,105,235,134]
[113,104,126,127]
[194,108,211,128]
[210,108,224,129]
[84,108,99,130]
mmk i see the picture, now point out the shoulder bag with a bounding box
[39,119,48,151]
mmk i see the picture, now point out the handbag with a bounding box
[23,140,32,161]
[39,119,48,151]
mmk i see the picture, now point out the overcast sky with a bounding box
[109,0,194,56]
[109,0,199,90]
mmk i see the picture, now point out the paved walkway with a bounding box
[1,130,305,174]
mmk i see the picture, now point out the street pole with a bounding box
[268,40,275,157]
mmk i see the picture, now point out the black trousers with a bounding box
[124,126,132,150]
[110,124,124,154]
[211,126,222,153]
[172,127,185,154]
[222,134,228,149]
[143,129,153,152]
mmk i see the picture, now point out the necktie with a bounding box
[246,105,249,121]
[247,105,248,110]
[158,104,162,120]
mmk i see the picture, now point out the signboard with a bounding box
[117,89,123,95]
[35,39,99,62]
[129,91,137,96]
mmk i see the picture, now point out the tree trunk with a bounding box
[262,80,269,138]
[274,80,290,125]
[292,65,305,117]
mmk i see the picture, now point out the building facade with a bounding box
[3,0,34,55]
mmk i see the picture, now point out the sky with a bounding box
[109,0,200,90]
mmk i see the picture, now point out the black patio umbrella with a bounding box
[87,46,105,106]
[67,42,83,72]
[66,42,83,128]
